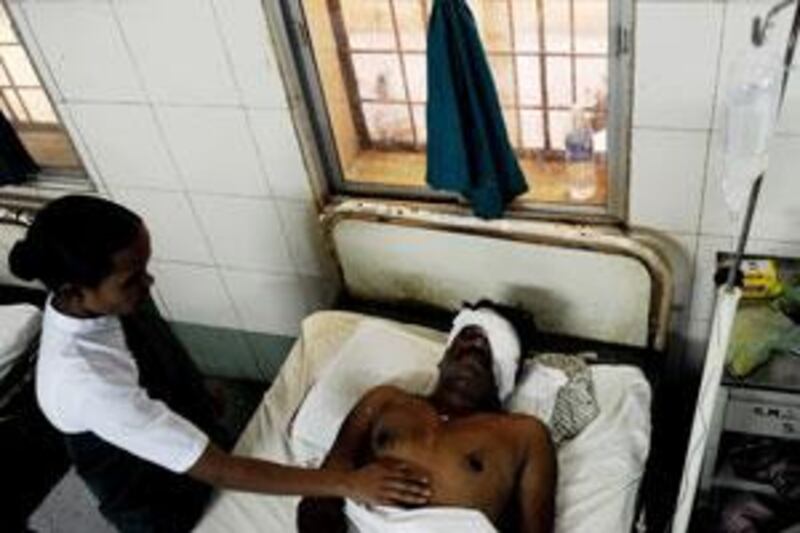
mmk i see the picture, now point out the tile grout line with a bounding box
[204,0,310,287]
[687,0,730,326]
[108,0,245,332]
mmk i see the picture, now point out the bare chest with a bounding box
[369,400,520,514]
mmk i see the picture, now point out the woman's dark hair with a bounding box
[8,196,142,291]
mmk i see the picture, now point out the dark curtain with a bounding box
[0,111,38,185]
[426,0,527,219]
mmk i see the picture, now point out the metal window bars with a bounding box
[326,0,608,156]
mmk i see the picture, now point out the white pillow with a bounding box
[291,319,442,459]
[0,304,42,382]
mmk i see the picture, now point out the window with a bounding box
[0,3,82,174]
[278,0,632,218]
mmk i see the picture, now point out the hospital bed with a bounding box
[0,208,71,528]
[194,200,684,533]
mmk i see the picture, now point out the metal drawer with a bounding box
[724,388,800,440]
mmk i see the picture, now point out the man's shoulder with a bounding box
[500,412,552,442]
[358,384,412,408]
[362,385,413,401]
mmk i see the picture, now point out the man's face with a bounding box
[436,325,498,410]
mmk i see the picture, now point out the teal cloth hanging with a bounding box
[426,0,527,219]
[0,112,38,185]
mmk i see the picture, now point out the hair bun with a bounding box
[8,239,39,281]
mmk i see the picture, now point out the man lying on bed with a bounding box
[297,302,557,533]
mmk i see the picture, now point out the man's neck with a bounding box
[428,389,500,419]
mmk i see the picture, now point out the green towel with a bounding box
[426,0,528,219]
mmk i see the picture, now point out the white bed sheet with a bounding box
[194,311,651,533]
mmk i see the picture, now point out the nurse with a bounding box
[8,195,430,532]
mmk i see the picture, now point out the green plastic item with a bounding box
[727,305,797,377]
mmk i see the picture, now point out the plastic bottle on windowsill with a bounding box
[564,106,596,201]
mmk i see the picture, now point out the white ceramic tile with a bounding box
[634,1,723,129]
[151,262,239,328]
[223,270,308,336]
[689,235,736,323]
[687,319,712,368]
[69,103,181,189]
[748,238,800,261]
[21,0,142,102]
[778,57,800,135]
[113,0,237,105]
[210,0,287,108]
[666,309,689,366]
[191,194,293,272]
[111,188,213,264]
[629,128,709,233]
[634,230,697,309]
[714,0,793,132]
[157,106,270,196]
[276,200,335,277]
[149,286,172,320]
[702,133,800,241]
[249,109,313,200]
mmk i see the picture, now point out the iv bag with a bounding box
[721,49,783,216]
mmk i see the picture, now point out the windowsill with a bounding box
[0,172,94,213]
[343,149,609,207]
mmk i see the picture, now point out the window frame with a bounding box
[270,0,633,222]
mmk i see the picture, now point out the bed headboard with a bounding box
[324,200,673,351]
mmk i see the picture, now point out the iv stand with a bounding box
[724,0,800,291]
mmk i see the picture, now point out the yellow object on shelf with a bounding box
[741,259,784,299]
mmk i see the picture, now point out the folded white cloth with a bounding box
[447,308,521,402]
[346,501,497,533]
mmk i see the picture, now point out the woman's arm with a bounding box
[188,443,430,505]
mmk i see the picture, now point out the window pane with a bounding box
[546,56,572,107]
[0,46,38,86]
[352,53,406,101]
[296,0,617,210]
[548,109,571,150]
[341,1,395,50]
[503,107,521,149]
[403,53,426,102]
[513,0,540,52]
[19,88,56,123]
[363,102,414,144]
[574,0,607,53]
[395,0,427,51]
[520,109,544,149]
[516,55,541,106]
[0,7,14,44]
[575,56,606,115]
[488,54,516,106]
[0,62,8,86]
[476,0,511,53]
[2,87,27,121]
[413,104,426,146]
[544,0,571,53]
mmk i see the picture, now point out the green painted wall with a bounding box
[171,322,295,383]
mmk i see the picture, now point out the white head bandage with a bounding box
[446,307,522,402]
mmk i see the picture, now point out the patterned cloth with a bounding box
[520,352,600,444]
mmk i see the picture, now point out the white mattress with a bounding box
[194,311,651,533]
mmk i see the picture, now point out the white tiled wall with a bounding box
[5,0,800,353]
[5,0,335,337]
[631,0,800,364]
